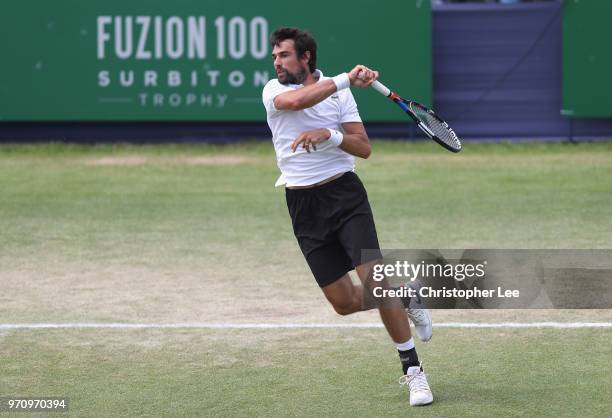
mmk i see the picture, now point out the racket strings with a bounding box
[411,104,461,149]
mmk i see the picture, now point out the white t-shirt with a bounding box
[262,69,362,187]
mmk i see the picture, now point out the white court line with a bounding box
[1,322,611,330]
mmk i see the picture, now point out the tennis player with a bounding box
[262,27,433,406]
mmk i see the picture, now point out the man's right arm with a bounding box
[274,65,378,111]
[273,79,339,111]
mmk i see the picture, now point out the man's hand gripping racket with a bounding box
[371,80,462,153]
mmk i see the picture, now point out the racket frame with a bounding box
[371,80,461,153]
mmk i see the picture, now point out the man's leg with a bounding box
[321,262,412,342]
[320,273,363,316]
[355,260,411,343]
[320,264,415,366]
[355,260,434,407]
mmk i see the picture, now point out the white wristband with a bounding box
[332,73,350,91]
[326,128,344,147]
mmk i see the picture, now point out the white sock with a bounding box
[395,337,415,352]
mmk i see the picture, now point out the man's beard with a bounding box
[279,68,308,85]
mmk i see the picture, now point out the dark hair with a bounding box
[270,27,317,73]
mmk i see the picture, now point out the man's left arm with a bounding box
[338,122,371,159]
[290,122,371,159]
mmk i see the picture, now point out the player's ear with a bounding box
[301,51,311,65]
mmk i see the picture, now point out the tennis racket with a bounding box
[371,80,462,153]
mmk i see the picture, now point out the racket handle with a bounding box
[371,80,391,97]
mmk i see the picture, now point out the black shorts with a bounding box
[285,171,382,288]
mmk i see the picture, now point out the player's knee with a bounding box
[330,297,358,316]
[332,304,354,316]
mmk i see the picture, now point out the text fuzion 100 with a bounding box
[97,16,271,90]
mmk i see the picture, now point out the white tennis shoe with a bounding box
[405,283,433,341]
[399,364,434,406]
[406,307,432,342]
